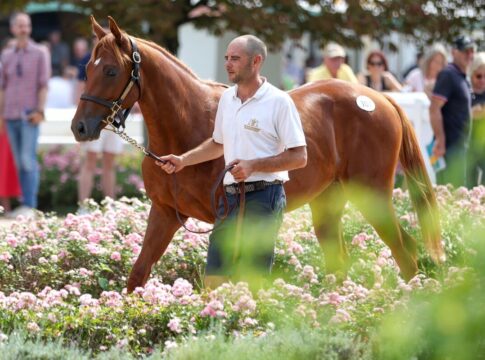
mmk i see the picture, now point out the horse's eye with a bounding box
[104,66,118,77]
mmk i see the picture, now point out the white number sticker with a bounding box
[356,95,376,112]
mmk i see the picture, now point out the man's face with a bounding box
[324,56,345,74]
[73,39,88,58]
[453,47,475,71]
[224,40,254,84]
[10,14,31,40]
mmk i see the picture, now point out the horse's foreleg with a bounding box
[309,182,349,276]
[127,204,184,292]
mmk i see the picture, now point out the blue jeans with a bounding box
[205,184,286,277]
[6,119,40,208]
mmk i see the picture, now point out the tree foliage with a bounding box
[1,0,483,53]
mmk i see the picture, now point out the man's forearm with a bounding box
[430,104,445,140]
[0,89,4,117]
[37,86,48,111]
[182,138,224,167]
[250,146,307,173]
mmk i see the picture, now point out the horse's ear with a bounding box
[108,16,124,45]
[90,15,107,40]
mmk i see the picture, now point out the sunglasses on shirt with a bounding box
[16,61,23,77]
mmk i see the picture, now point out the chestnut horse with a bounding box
[71,17,443,292]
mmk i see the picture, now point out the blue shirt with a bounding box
[77,52,91,81]
[432,63,472,148]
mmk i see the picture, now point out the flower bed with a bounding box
[0,186,484,358]
[38,145,145,213]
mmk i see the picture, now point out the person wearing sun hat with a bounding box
[306,42,358,83]
[429,35,476,187]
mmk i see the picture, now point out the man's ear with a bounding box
[253,54,263,67]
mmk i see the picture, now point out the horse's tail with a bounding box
[384,94,445,263]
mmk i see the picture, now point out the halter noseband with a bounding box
[80,37,141,132]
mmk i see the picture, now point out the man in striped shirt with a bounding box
[0,12,51,218]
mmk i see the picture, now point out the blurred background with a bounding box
[1,0,483,85]
[0,1,483,213]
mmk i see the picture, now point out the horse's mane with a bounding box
[92,35,132,67]
[136,38,228,88]
[94,33,226,88]
[137,37,201,80]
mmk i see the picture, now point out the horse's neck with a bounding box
[137,43,222,155]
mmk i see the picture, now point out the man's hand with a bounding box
[28,111,44,124]
[0,116,4,134]
[229,159,254,182]
[433,137,446,158]
[382,71,393,80]
[155,154,185,174]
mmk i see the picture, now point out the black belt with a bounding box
[224,180,283,195]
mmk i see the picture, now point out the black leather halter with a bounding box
[80,37,141,131]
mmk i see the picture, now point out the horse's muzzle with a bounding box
[71,118,102,141]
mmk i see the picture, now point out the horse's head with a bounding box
[71,16,140,141]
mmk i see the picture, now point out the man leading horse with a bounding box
[156,35,307,289]
[71,17,444,292]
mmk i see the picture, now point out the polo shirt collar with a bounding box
[253,77,269,99]
[232,77,269,101]
[450,63,466,77]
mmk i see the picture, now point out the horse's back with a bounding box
[285,80,403,207]
[290,80,402,140]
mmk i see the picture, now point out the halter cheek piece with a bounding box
[80,37,141,132]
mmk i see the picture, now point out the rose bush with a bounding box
[0,185,484,358]
[38,145,145,213]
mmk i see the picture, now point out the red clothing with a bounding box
[0,129,21,197]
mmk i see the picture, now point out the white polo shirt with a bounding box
[212,80,306,185]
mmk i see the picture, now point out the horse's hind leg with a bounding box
[399,223,417,259]
[127,204,184,292]
[352,188,418,280]
[310,182,349,276]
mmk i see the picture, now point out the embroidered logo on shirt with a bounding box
[244,119,261,132]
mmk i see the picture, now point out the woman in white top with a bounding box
[404,44,447,98]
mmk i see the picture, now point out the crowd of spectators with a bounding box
[284,40,450,99]
[285,38,482,188]
[0,12,126,218]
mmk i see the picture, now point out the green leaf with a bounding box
[98,277,109,290]
[99,264,114,274]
